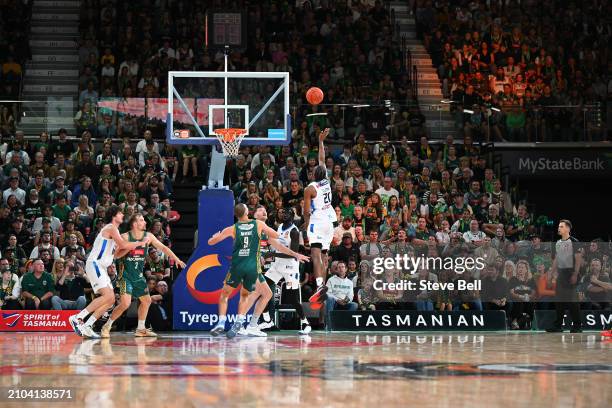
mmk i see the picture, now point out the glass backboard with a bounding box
[166,71,291,146]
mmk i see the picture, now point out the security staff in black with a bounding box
[547,219,583,333]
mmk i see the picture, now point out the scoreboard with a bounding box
[206,10,247,51]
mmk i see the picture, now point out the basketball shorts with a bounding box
[225,266,258,292]
[118,272,148,298]
[265,258,300,288]
[85,261,113,294]
[307,220,334,250]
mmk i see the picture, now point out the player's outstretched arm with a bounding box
[318,128,330,166]
[114,233,131,258]
[260,222,309,263]
[108,226,143,251]
[257,220,279,239]
[208,226,234,246]
[274,229,301,259]
[148,233,187,269]
[268,236,310,263]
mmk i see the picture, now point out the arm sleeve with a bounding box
[289,229,300,253]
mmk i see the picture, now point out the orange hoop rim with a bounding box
[213,128,247,142]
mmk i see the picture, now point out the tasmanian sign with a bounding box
[329,311,507,331]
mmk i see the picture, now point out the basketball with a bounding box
[306,87,324,105]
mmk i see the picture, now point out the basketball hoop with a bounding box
[213,128,247,158]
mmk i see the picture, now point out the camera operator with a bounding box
[60,234,87,262]
[51,259,88,310]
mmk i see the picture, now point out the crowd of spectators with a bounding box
[0,130,182,331]
[0,0,30,135]
[417,0,609,142]
[75,0,414,139]
[1,0,610,332]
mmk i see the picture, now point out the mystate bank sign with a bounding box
[504,150,612,177]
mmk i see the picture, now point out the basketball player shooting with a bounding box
[208,204,309,338]
[100,213,186,339]
[69,206,152,338]
[303,128,335,308]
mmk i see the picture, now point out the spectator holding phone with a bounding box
[51,260,88,310]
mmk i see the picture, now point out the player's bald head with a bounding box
[234,203,248,219]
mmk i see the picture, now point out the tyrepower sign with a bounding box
[0,310,78,332]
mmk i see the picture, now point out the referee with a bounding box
[546,219,583,333]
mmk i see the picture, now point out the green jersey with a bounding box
[232,220,261,273]
[225,220,261,292]
[116,231,149,297]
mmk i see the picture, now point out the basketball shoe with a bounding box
[210,322,225,336]
[68,315,84,336]
[309,285,328,303]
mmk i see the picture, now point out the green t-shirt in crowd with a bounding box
[21,271,55,298]
[340,203,355,219]
[52,204,72,222]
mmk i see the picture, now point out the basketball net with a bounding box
[213,128,246,158]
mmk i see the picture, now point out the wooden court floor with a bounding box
[0,331,610,408]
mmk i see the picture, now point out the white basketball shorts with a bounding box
[85,261,113,294]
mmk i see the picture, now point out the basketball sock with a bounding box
[84,315,97,327]
[301,318,309,325]
[105,318,114,327]
[236,314,245,325]
[217,315,227,326]
[262,312,271,322]
[316,277,324,287]
[76,309,89,321]
[249,313,261,328]
[137,320,145,330]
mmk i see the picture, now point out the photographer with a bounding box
[59,234,87,261]
[148,280,172,331]
[51,260,88,310]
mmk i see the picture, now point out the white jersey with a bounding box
[266,223,300,287]
[276,223,299,248]
[308,179,337,223]
[87,225,117,268]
